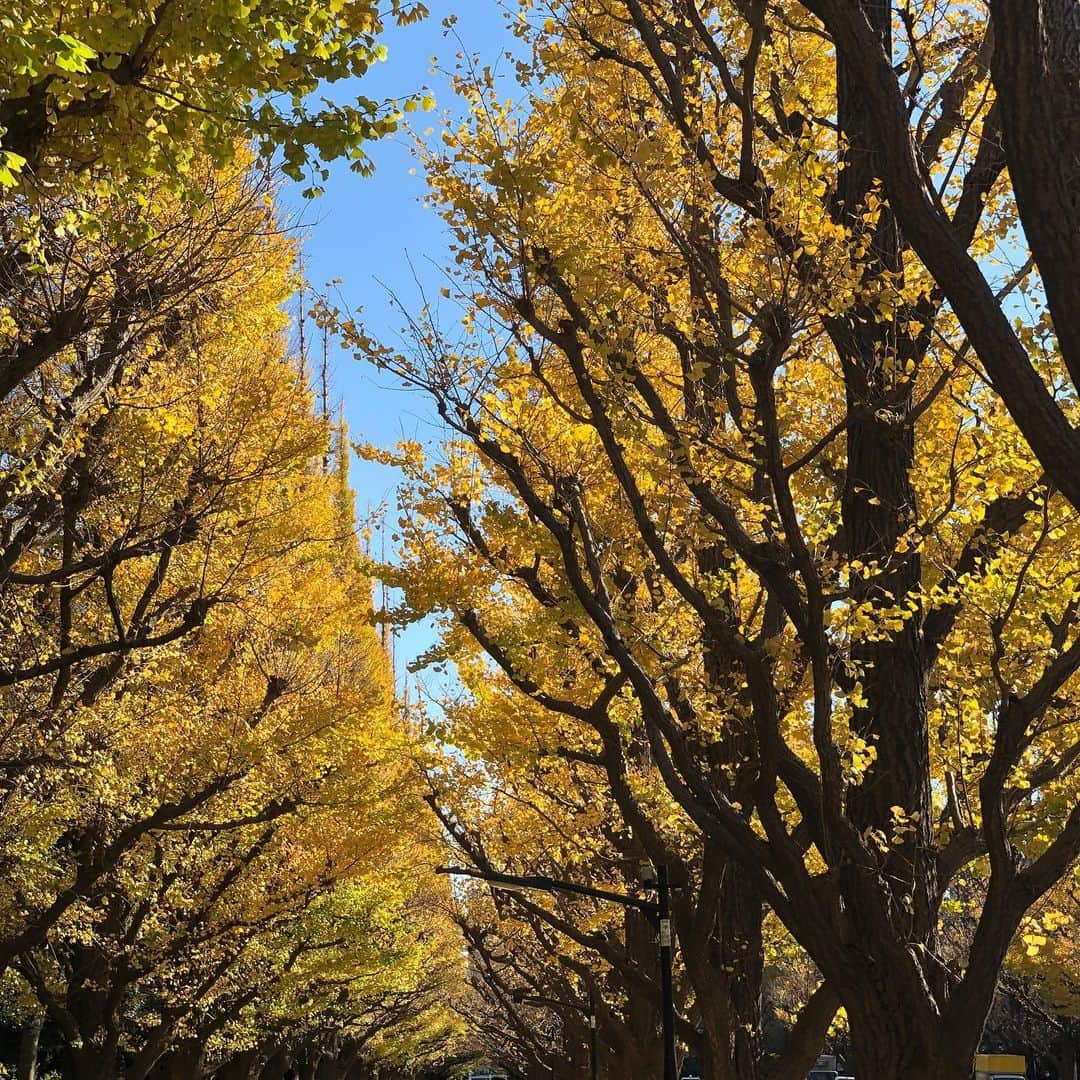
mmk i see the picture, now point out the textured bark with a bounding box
[1062,1032,1079,1080]
[821,0,944,1066]
[622,904,665,1076]
[989,0,1080,388]
[801,0,1080,514]
[682,851,765,1080]
[847,1009,973,1080]
[833,1,932,901]
[211,1051,261,1080]
[258,1048,293,1080]
[296,1050,320,1080]
[146,1042,208,1080]
[68,1035,122,1080]
[315,1055,341,1080]
[42,932,124,1080]
[16,1016,42,1080]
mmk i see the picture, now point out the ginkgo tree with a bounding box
[0,161,465,1077]
[0,162,312,971]
[0,2,470,1077]
[0,0,429,198]
[412,628,838,1078]
[345,2,1080,1077]
[423,720,682,1078]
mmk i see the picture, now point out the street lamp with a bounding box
[511,990,599,1080]
[437,864,678,1080]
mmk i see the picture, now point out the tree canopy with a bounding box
[0,0,429,199]
[343,2,1080,1077]
[0,3,469,1077]
[5,1,1080,1078]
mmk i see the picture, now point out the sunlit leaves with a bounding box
[0,0,429,214]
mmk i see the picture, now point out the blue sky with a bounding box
[283,2,518,677]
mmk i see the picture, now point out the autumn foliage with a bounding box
[4,1,1080,1079]
[347,2,1080,1078]
[0,3,466,1079]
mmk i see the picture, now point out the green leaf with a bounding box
[0,150,27,187]
[52,33,97,73]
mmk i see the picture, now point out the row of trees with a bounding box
[346,1,1080,1077]
[0,2,468,1078]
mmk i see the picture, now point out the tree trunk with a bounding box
[298,1049,322,1080]
[687,858,764,1080]
[692,539,767,1080]
[815,1,956,1071]
[211,1051,260,1080]
[260,1049,291,1080]
[67,1029,122,1080]
[623,904,664,1075]
[838,956,988,1080]
[848,1004,974,1080]
[1060,1032,1079,1080]
[17,1016,42,1080]
[147,1040,207,1080]
[314,1055,341,1080]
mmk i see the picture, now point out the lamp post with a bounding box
[648,864,676,1080]
[511,990,599,1080]
[438,864,677,1080]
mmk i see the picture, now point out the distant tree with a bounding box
[0,6,466,1079]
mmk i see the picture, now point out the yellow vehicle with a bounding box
[975,1053,1027,1080]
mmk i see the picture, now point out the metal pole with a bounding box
[658,864,677,1080]
[588,991,599,1080]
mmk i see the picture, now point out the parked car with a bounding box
[809,1053,856,1080]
